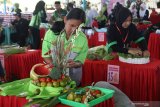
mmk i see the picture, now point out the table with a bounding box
[82,59,160,101]
[148,33,160,59]
[136,23,152,31]
[2,50,43,81]
[149,14,160,25]
[0,95,114,107]
[87,32,107,48]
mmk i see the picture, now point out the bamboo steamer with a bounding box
[30,63,50,80]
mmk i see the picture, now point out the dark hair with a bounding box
[33,1,46,15]
[33,1,47,22]
[55,1,60,4]
[109,2,132,26]
[14,12,21,17]
[51,21,64,35]
[67,3,74,11]
[66,8,86,23]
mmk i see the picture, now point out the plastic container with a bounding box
[58,86,114,107]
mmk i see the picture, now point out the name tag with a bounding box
[98,33,105,42]
[107,65,120,84]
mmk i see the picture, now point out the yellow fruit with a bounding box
[52,81,60,87]
[47,82,53,87]
[40,82,47,87]
[74,97,81,102]
[67,92,75,101]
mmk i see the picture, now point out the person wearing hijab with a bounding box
[137,3,149,21]
[29,1,47,49]
[106,3,150,57]
[129,2,137,19]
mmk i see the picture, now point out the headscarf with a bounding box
[129,2,137,18]
[139,3,147,18]
[115,6,132,28]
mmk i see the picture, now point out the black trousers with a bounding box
[11,33,27,47]
[0,62,5,77]
[29,27,40,49]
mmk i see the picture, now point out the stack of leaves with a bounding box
[87,45,114,60]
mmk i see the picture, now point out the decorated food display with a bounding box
[87,45,114,60]
[118,53,150,64]
[0,24,115,107]
[59,86,114,107]
[0,44,25,54]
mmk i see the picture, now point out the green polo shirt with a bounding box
[52,9,67,21]
[29,11,42,28]
[42,29,88,64]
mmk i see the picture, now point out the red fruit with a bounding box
[94,90,101,95]
[51,79,56,82]
[57,79,62,82]
[39,77,46,82]
[91,90,101,97]
[46,77,52,82]
[61,74,65,79]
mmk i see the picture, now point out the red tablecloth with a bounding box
[82,59,160,101]
[149,15,160,25]
[136,23,152,31]
[87,32,107,48]
[3,50,43,81]
[0,96,114,107]
[148,33,160,59]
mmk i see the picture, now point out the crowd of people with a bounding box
[1,0,159,106]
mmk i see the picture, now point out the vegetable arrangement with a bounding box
[87,45,114,60]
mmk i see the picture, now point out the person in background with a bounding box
[106,3,150,57]
[129,2,137,19]
[137,3,149,21]
[11,12,29,47]
[0,62,5,83]
[67,2,74,12]
[50,1,67,24]
[136,0,142,12]
[86,4,98,27]
[29,1,47,49]
[95,10,107,28]
[11,3,22,13]
[42,8,88,86]
[150,8,158,17]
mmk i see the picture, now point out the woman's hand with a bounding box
[128,48,142,56]
[143,50,150,57]
[66,59,82,68]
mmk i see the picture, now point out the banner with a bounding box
[107,64,120,84]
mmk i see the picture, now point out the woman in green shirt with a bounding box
[42,8,88,86]
[29,1,47,49]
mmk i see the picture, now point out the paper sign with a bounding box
[0,55,5,68]
[98,33,105,42]
[107,65,120,84]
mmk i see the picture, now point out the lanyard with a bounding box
[115,23,129,44]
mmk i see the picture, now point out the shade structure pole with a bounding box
[82,0,86,11]
[3,0,6,14]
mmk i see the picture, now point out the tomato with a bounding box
[46,77,52,82]
[38,77,46,82]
